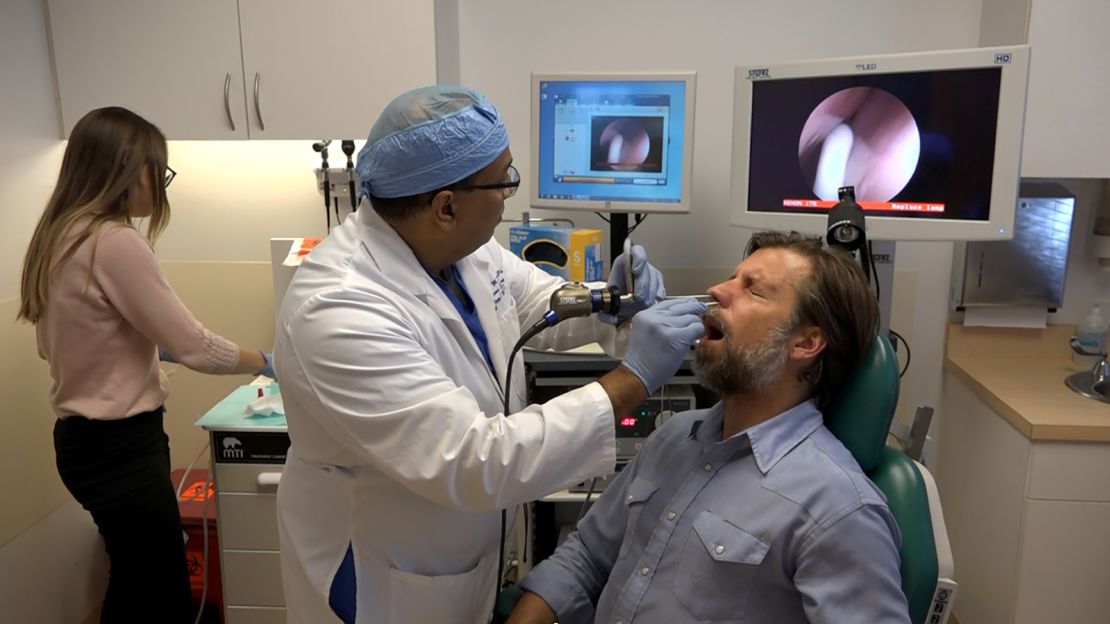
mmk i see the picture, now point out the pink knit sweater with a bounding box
[36,220,239,420]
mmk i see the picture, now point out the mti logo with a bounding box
[221,436,244,459]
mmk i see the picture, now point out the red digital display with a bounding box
[619,417,637,427]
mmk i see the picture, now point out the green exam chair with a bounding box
[825,334,958,624]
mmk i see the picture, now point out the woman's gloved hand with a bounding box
[257,351,276,379]
[600,244,666,324]
[620,298,706,394]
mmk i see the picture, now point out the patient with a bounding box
[508,231,910,623]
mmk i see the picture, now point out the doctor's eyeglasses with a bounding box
[454,164,520,199]
[164,166,177,189]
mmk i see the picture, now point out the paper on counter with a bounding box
[244,392,285,418]
[963,306,1047,329]
[282,237,324,267]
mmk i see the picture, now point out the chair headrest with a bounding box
[824,334,900,472]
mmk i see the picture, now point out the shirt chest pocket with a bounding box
[673,510,770,620]
[617,476,658,560]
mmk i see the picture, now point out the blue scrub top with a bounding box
[428,264,496,374]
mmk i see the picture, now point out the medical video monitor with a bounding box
[531,72,696,214]
[730,46,1030,240]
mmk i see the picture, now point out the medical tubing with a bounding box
[890,329,911,377]
[577,477,599,522]
[492,310,560,613]
[173,441,211,624]
[867,240,878,302]
[195,474,211,624]
[323,165,332,231]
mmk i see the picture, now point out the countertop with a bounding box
[194,381,286,432]
[945,324,1110,442]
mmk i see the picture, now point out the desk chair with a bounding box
[826,334,957,624]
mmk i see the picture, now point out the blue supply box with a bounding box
[509,225,604,281]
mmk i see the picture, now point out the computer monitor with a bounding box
[531,72,696,214]
[730,46,1030,241]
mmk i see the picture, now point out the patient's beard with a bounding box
[693,321,794,398]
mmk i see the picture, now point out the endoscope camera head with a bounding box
[546,283,624,324]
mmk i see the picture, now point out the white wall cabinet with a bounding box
[1020,0,1110,178]
[237,0,436,139]
[47,0,249,139]
[46,0,437,140]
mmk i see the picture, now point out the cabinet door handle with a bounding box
[256,472,281,488]
[223,73,236,131]
[253,72,265,132]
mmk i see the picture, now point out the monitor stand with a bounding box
[871,240,895,338]
[609,212,630,266]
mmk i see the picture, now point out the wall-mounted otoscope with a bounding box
[312,140,332,230]
[341,140,357,213]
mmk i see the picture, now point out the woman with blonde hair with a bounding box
[18,106,273,623]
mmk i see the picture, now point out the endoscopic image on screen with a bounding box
[747,67,1002,221]
[590,116,665,173]
[798,87,920,202]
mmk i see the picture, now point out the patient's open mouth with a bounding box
[703,314,725,341]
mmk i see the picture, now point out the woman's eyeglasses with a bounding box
[164,166,177,189]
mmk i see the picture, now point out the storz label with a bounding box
[747,68,770,80]
[994,52,1012,64]
[214,432,291,464]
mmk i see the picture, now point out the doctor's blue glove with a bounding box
[256,351,276,379]
[621,298,706,394]
[600,244,666,324]
[157,347,177,363]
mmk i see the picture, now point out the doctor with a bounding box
[274,85,706,624]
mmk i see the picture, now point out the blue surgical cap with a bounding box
[355,85,509,199]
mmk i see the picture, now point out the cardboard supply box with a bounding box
[509,225,604,281]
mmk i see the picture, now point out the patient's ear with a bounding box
[790,326,826,363]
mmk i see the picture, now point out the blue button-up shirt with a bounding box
[521,400,910,623]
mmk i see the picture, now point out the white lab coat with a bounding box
[274,209,621,624]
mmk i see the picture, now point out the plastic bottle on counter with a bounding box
[1074,302,1108,366]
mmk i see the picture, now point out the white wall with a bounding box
[0,0,65,299]
[154,140,333,261]
[0,1,104,622]
[457,0,985,460]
